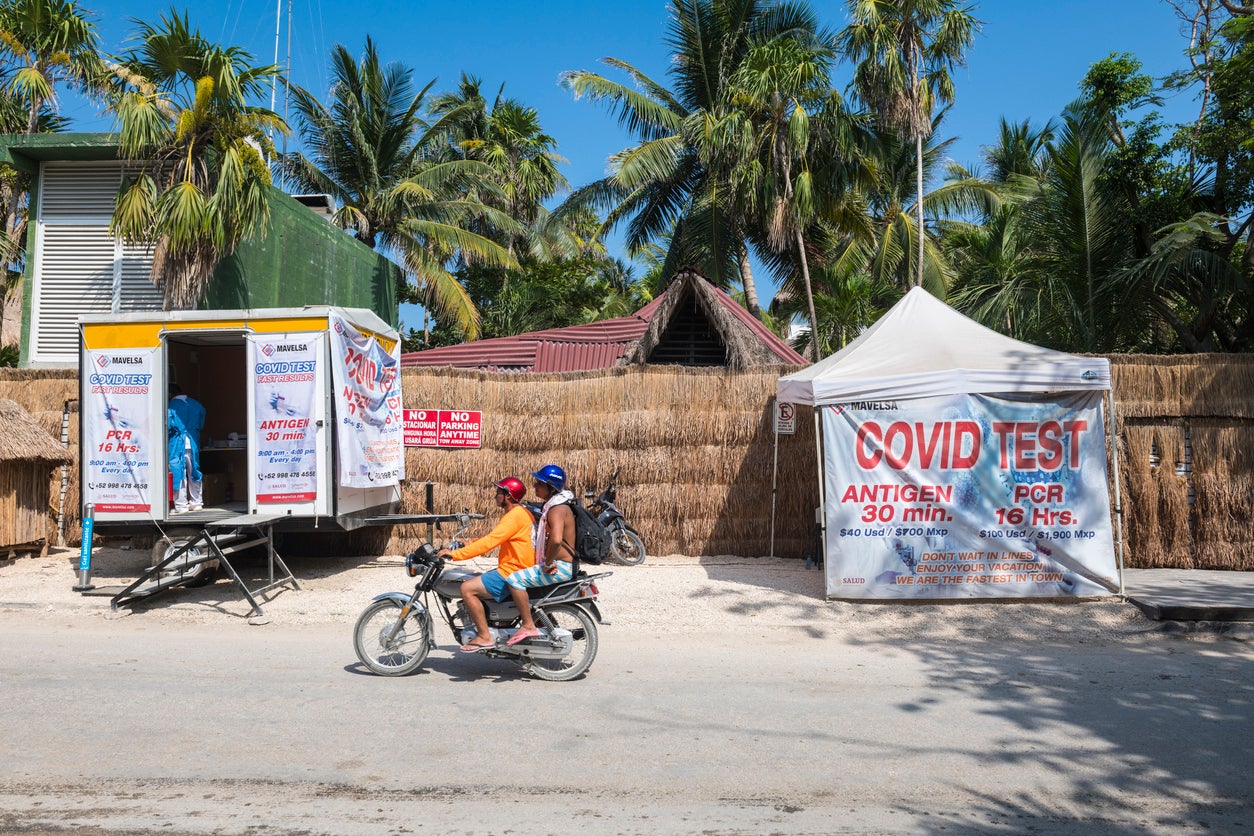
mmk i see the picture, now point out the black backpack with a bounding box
[567,498,611,566]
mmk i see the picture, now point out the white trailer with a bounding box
[77,307,415,614]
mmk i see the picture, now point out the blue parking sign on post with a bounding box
[73,504,95,591]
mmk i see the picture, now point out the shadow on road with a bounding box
[851,631,1254,833]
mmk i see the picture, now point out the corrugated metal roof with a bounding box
[401,313,651,371]
[400,274,805,371]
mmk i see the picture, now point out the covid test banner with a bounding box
[329,313,404,488]
[822,392,1118,599]
[250,334,321,503]
[84,348,157,513]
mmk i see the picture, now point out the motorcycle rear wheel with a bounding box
[527,604,598,681]
[609,527,646,566]
[353,599,431,676]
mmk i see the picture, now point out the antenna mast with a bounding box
[269,0,281,142]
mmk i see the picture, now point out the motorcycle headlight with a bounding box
[406,544,439,577]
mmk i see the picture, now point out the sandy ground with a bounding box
[0,538,1174,643]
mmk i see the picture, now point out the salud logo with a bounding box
[261,343,275,357]
[95,355,110,368]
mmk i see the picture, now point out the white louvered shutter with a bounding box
[30,163,161,365]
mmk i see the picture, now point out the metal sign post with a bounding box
[73,503,95,591]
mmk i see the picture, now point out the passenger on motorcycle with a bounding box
[438,477,536,652]
[502,464,577,646]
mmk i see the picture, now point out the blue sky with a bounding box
[57,0,1204,329]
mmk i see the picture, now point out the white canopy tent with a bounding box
[776,288,1124,599]
[777,287,1111,404]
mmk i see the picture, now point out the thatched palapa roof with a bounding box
[401,268,804,372]
[618,268,803,370]
[0,399,72,464]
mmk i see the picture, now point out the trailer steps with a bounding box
[110,517,298,616]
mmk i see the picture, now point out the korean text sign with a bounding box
[822,392,1117,599]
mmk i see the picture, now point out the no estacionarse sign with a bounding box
[404,409,482,448]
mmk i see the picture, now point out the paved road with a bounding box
[1,612,1251,834]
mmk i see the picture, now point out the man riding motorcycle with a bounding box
[438,477,535,652]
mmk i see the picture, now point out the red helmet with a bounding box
[494,477,526,503]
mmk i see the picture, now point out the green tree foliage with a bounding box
[0,0,104,134]
[947,27,1253,353]
[281,40,521,339]
[0,0,98,343]
[840,0,980,289]
[561,0,826,322]
[108,10,285,310]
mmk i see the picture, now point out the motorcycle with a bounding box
[586,470,647,565]
[353,513,611,682]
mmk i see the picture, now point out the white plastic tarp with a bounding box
[777,287,1111,404]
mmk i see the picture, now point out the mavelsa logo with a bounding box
[95,355,110,368]
[261,343,275,357]
[110,356,142,364]
[275,343,308,352]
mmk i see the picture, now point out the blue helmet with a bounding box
[531,464,567,492]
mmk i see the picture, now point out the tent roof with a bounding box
[777,287,1111,405]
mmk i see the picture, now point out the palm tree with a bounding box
[0,0,97,341]
[732,35,847,360]
[839,0,980,289]
[561,0,824,320]
[108,10,285,310]
[281,40,518,339]
[430,74,569,256]
[0,0,104,134]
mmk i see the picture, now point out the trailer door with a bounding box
[246,332,329,517]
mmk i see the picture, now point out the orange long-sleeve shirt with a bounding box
[446,504,535,576]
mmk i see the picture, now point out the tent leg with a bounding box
[813,407,827,587]
[1106,388,1127,597]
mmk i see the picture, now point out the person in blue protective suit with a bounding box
[168,384,206,513]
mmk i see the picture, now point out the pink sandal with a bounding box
[506,628,540,647]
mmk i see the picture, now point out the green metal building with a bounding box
[0,133,399,367]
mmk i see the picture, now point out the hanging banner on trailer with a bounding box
[329,313,405,488]
[250,334,321,503]
[822,392,1118,599]
[83,348,157,513]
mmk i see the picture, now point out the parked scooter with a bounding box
[353,513,611,681]
[587,470,647,565]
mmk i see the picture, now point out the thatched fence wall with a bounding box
[392,366,819,558]
[2,355,1252,569]
[1111,355,1254,570]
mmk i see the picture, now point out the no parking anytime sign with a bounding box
[775,401,797,434]
[404,410,482,448]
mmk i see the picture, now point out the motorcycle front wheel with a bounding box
[609,526,647,566]
[353,599,431,676]
[528,604,598,682]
